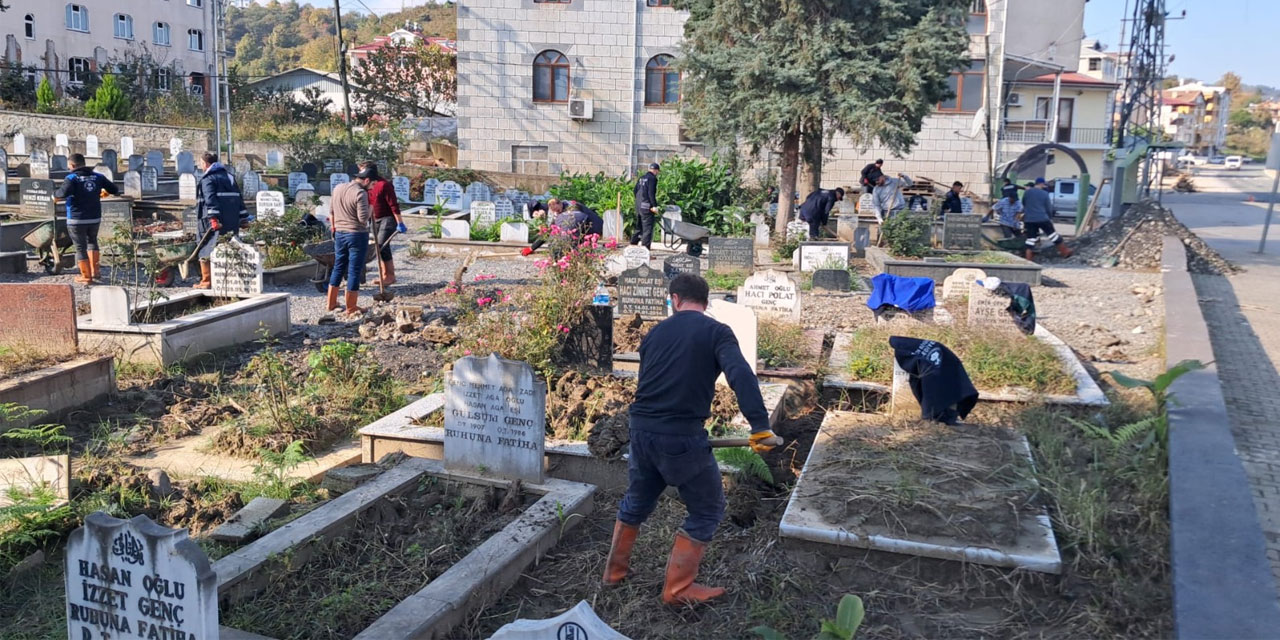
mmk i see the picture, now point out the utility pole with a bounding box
[334,0,354,141]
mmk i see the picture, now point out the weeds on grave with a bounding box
[703,269,747,291]
[774,232,803,262]
[253,440,311,500]
[469,222,502,242]
[880,213,931,258]
[759,319,809,368]
[0,414,75,572]
[752,594,865,640]
[1069,359,1205,457]
[241,206,321,268]
[942,251,1016,265]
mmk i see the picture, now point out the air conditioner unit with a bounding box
[1008,92,1022,106]
[568,98,593,120]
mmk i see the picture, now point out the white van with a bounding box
[1225,155,1243,170]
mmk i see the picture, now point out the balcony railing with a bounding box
[1001,120,1112,146]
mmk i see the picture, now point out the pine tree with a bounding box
[677,0,970,231]
[85,74,132,121]
[35,76,55,114]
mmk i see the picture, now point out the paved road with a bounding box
[1162,166,1280,584]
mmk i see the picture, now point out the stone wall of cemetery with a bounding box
[0,111,212,155]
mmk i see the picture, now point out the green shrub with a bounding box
[880,213,931,258]
[35,77,55,114]
[758,319,809,368]
[84,74,131,121]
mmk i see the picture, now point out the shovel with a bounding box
[373,229,399,303]
[709,435,784,449]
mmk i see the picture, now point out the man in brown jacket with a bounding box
[327,168,373,315]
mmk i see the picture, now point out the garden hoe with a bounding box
[373,230,399,303]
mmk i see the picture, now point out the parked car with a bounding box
[1048,178,1102,218]
[1225,155,1243,170]
[1177,154,1208,166]
[1209,155,1226,165]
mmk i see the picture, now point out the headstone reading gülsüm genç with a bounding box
[444,354,547,483]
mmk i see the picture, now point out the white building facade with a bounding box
[456,0,1084,194]
[3,0,216,96]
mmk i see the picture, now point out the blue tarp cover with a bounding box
[867,273,936,313]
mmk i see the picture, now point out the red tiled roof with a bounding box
[1021,72,1119,88]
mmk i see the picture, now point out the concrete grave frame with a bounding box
[77,290,290,367]
[213,457,595,640]
[865,245,1043,286]
[0,355,114,433]
[823,326,1107,407]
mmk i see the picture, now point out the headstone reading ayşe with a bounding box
[211,238,264,297]
[622,245,650,270]
[737,270,801,321]
[707,237,754,273]
[967,284,1018,332]
[444,354,547,483]
[941,268,987,300]
[65,512,218,640]
[256,191,285,218]
[20,178,56,217]
[943,214,983,250]
[663,253,701,279]
[0,283,77,356]
[618,264,668,320]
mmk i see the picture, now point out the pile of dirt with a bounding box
[1064,199,1238,274]
[355,304,457,345]
[613,314,658,353]
[547,370,635,442]
[78,464,244,535]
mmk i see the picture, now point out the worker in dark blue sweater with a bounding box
[602,273,780,605]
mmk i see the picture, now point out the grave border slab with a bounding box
[0,355,114,433]
[865,245,1043,285]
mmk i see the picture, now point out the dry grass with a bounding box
[758,319,811,369]
[0,345,65,377]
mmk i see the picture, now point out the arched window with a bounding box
[65,4,89,32]
[154,22,171,46]
[645,55,679,106]
[114,14,134,40]
[533,50,569,103]
[188,29,204,51]
[24,14,35,39]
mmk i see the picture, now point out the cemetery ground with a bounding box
[0,230,1174,639]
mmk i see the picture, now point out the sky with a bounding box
[1082,0,1280,89]
[282,0,1280,89]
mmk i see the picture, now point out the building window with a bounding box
[512,145,550,175]
[967,0,987,34]
[155,68,171,92]
[24,14,35,39]
[154,22,171,46]
[533,0,571,3]
[645,55,680,106]
[188,72,205,95]
[65,4,89,32]
[67,57,92,85]
[114,14,134,40]
[188,0,203,7]
[188,29,204,51]
[937,60,985,113]
[635,148,674,172]
[647,0,674,5]
[533,50,569,103]
[1088,58,1101,71]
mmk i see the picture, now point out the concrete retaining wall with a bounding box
[1,111,211,157]
[0,355,114,433]
[866,246,1043,285]
[1161,235,1280,638]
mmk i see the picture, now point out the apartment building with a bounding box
[1160,90,1208,149]
[455,0,1087,194]
[2,0,216,96]
[1166,81,1231,154]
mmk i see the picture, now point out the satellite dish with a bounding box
[969,107,987,138]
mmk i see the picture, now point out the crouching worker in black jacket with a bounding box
[602,274,781,606]
[56,154,119,284]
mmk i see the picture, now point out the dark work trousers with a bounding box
[617,429,725,542]
[329,231,370,291]
[808,218,824,240]
[373,217,396,262]
[68,222,100,261]
[630,208,655,249]
[1023,220,1062,248]
[999,224,1019,239]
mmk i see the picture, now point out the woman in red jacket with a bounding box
[359,162,407,285]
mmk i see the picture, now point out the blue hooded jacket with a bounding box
[56,167,119,225]
[196,162,245,233]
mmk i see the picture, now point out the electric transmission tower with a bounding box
[1113,0,1177,196]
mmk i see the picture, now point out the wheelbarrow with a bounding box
[982,235,1025,253]
[661,218,710,256]
[304,238,379,293]
[21,218,73,275]
[152,237,199,286]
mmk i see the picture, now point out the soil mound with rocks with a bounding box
[1064,199,1238,274]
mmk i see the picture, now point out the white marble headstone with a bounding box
[119,136,134,158]
[622,245,650,269]
[737,269,801,321]
[255,191,285,218]
[90,286,131,326]
[941,268,987,301]
[444,354,547,483]
[169,137,183,157]
[798,242,850,272]
[786,220,809,242]
[123,171,142,198]
[93,165,115,183]
[55,133,69,149]
[422,178,440,205]
[85,135,99,157]
[266,149,283,169]
[706,299,758,375]
[178,173,197,203]
[755,223,771,248]
[471,201,497,228]
[441,219,470,239]
[603,209,624,244]
[500,221,529,244]
[211,238,264,296]
[12,132,26,155]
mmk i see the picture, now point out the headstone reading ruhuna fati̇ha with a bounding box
[471,201,497,228]
[288,172,307,197]
[705,299,757,376]
[444,354,547,483]
[436,180,464,209]
[392,175,411,202]
[441,220,470,240]
[85,135,99,157]
[737,270,801,321]
[943,214,983,250]
[603,209,624,244]
[175,151,195,175]
[123,171,142,199]
[967,283,1018,332]
[329,172,350,193]
[141,167,158,193]
[242,171,261,199]
[29,149,50,179]
[707,237,754,273]
[663,253,700,279]
[494,197,515,220]
[65,512,218,640]
[256,191,285,219]
[618,264,668,320]
[211,238,263,297]
[941,268,987,300]
[119,136,134,158]
[0,283,78,356]
[500,221,529,244]
[797,242,850,272]
[622,245,650,270]
[20,178,56,217]
[178,174,197,203]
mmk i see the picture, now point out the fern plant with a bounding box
[1070,359,1206,453]
[714,447,773,485]
[752,594,865,640]
[253,440,310,499]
